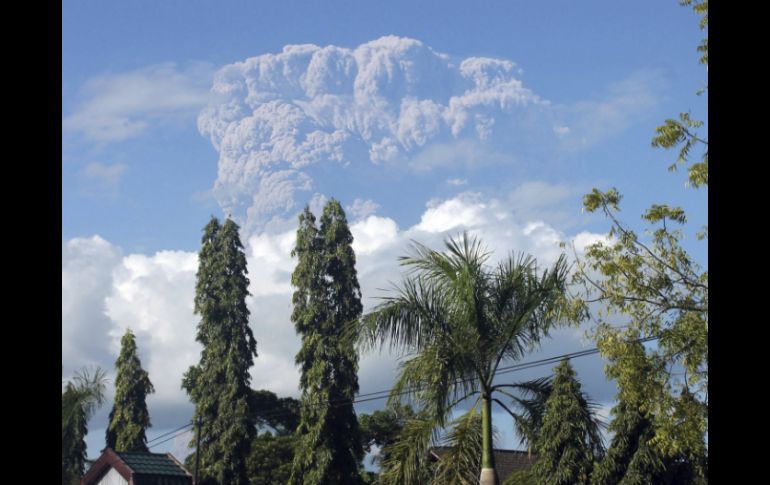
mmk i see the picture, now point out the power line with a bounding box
[149,427,192,450]
[146,422,194,445]
[148,335,659,450]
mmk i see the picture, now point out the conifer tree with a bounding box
[289,201,365,485]
[182,217,257,485]
[105,329,154,452]
[533,359,602,485]
[592,400,662,485]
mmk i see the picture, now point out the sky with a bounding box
[62,0,708,464]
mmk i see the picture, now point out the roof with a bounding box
[81,448,193,485]
[117,451,191,477]
[429,447,537,482]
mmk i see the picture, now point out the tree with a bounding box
[359,233,570,485]
[250,389,301,436]
[592,341,666,485]
[532,359,603,485]
[62,366,107,485]
[105,328,155,452]
[182,217,257,485]
[430,408,485,485]
[501,469,536,485]
[289,200,365,485]
[247,432,296,485]
[592,400,663,485]
[359,402,418,467]
[567,0,707,474]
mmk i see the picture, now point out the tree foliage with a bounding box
[501,469,536,485]
[182,217,257,485]
[567,1,708,478]
[431,408,485,485]
[185,390,300,485]
[532,360,602,485]
[105,328,155,452]
[247,432,296,485]
[592,398,664,484]
[360,233,571,484]
[62,366,107,485]
[651,0,708,189]
[289,200,365,485]
[251,389,301,436]
[359,402,418,467]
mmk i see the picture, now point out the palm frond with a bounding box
[433,405,484,485]
[390,342,480,426]
[359,275,451,353]
[377,412,440,485]
[493,377,553,450]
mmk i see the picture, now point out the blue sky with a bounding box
[62,0,707,462]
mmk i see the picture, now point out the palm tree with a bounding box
[62,366,108,485]
[358,233,570,485]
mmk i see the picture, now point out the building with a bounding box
[429,447,537,483]
[80,448,193,485]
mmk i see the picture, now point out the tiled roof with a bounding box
[492,449,537,479]
[430,447,536,481]
[81,449,192,485]
[116,451,191,477]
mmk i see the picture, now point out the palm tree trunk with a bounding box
[480,395,499,485]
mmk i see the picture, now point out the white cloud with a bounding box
[347,198,381,220]
[572,230,613,253]
[505,181,592,230]
[447,178,468,186]
[197,36,548,231]
[64,62,213,142]
[63,192,609,445]
[245,230,296,297]
[557,69,664,150]
[351,215,399,256]
[62,236,123,370]
[509,181,572,210]
[197,38,663,233]
[416,193,487,233]
[104,250,200,407]
[82,162,128,188]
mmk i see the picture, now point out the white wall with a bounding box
[97,467,129,485]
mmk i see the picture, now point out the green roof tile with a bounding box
[116,451,192,479]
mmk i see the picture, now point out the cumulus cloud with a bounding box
[62,236,123,371]
[64,62,213,142]
[416,193,488,233]
[198,36,551,232]
[63,192,609,441]
[105,250,200,409]
[197,37,663,233]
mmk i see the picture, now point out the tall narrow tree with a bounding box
[182,217,257,485]
[290,200,365,485]
[105,329,155,452]
[533,359,603,485]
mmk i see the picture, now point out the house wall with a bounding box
[97,467,129,485]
